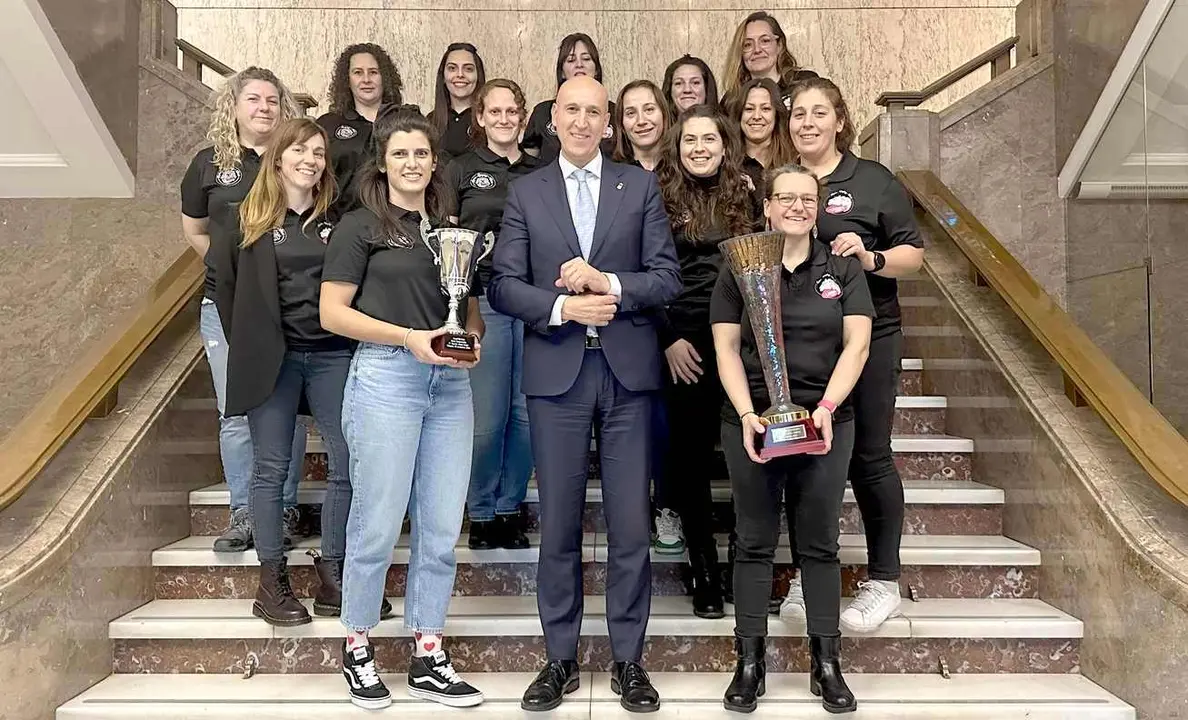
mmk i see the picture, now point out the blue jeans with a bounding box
[467,295,533,521]
[199,299,305,509]
[246,349,353,562]
[341,344,473,633]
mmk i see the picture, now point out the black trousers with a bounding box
[726,418,855,638]
[528,350,653,663]
[786,329,904,581]
[660,331,722,560]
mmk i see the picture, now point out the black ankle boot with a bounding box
[810,636,857,714]
[253,558,310,627]
[723,635,765,713]
[690,547,724,619]
[308,550,392,619]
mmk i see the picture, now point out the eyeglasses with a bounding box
[742,35,777,54]
[770,193,818,209]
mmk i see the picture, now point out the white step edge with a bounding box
[902,357,924,370]
[108,596,1082,640]
[57,672,1135,720]
[152,533,1040,568]
[189,478,1001,507]
[167,432,974,457]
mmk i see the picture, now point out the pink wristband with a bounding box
[818,399,838,415]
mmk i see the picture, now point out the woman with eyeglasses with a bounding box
[720,11,818,111]
[429,42,487,161]
[711,163,871,714]
[776,76,925,636]
[662,55,720,118]
[655,105,761,618]
[523,33,617,164]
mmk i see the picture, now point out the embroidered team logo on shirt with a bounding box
[816,273,842,300]
[335,125,358,140]
[824,190,853,215]
[470,172,497,190]
[317,221,334,244]
[215,168,242,187]
[272,227,287,245]
[385,233,414,250]
[545,121,558,137]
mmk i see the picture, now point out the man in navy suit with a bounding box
[488,75,681,714]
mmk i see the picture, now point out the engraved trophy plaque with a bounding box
[719,230,827,457]
[420,219,495,362]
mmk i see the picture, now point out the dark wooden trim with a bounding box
[900,169,1188,506]
[877,36,1019,109]
[175,38,234,78]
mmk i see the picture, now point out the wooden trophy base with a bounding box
[432,332,478,362]
[759,414,828,458]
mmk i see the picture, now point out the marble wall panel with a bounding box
[0,66,208,439]
[174,3,1014,138]
[1065,266,1151,396]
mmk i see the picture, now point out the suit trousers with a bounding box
[528,349,653,662]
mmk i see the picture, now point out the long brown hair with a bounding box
[721,12,803,99]
[357,104,455,245]
[469,78,527,149]
[787,75,857,154]
[430,43,487,143]
[726,78,795,169]
[326,43,403,115]
[239,119,336,248]
[554,33,604,88]
[655,106,756,243]
[612,80,666,164]
[661,55,720,118]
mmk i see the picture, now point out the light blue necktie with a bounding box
[571,168,596,259]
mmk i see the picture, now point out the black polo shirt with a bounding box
[815,152,923,338]
[446,146,541,289]
[322,205,474,332]
[181,145,262,298]
[709,240,873,423]
[316,109,373,216]
[433,106,474,162]
[266,209,349,351]
[523,99,618,164]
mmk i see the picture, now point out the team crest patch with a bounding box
[317,221,334,244]
[816,273,842,300]
[215,168,242,186]
[335,125,358,140]
[271,227,287,245]
[385,233,414,249]
[545,121,558,137]
[470,172,497,190]
[824,190,853,215]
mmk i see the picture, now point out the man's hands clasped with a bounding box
[556,257,618,327]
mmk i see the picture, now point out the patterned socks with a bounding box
[414,631,443,657]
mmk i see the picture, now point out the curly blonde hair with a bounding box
[206,66,302,172]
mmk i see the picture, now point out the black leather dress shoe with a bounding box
[521,659,580,711]
[611,661,660,713]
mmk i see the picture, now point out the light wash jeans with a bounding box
[467,295,533,522]
[199,298,306,509]
[340,343,473,633]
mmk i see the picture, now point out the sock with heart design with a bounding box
[413,631,443,658]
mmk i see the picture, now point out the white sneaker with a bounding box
[779,574,807,621]
[652,508,685,555]
[840,579,902,633]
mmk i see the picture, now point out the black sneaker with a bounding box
[407,649,484,707]
[468,520,497,550]
[342,640,391,710]
[496,513,530,550]
[213,507,253,553]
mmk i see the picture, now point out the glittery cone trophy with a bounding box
[719,231,827,457]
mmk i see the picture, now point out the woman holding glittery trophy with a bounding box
[709,163,872,715]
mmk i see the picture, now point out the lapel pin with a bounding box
[616,182,624,190]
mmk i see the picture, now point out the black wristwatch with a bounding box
[872,251,886,272]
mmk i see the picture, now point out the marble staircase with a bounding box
[58,281,1135,718]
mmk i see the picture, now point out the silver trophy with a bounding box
[419,218,494,360]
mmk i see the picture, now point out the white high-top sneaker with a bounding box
[779,573,807,621]
[840,579,902,633]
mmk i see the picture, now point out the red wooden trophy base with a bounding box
[759,413,827,459]
[432,332,477,362]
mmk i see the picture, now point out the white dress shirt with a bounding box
[549,152,622,328]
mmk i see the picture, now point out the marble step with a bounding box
[59,672,1135,719]
[900,295,951,326]
[153,533,1040,600]
[903,325,977,359]
[108,596,1081,674]
[190,478,1003,536]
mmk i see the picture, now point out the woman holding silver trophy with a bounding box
[320,104,486,711]
[710,163,872,714]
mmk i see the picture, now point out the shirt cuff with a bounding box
[605,273,622,299]
[549,295,567,327]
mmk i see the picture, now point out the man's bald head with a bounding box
[553,76,610,166]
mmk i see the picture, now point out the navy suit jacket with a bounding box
[488,158,682,397]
